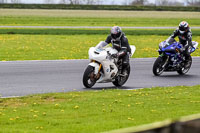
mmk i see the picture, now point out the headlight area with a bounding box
[159,42,164,50]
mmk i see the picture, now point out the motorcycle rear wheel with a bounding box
[83,66,96,88]
[112,65,130,87]
[177,55,192,75]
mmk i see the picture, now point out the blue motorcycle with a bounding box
[153,38,198,76]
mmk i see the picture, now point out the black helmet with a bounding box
[111,26,122,40]
[179,21,189,34]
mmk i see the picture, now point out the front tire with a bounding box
[112,65,130,87]
[83,66,96,88]
[177,55,192,75]
[153,56,167,76]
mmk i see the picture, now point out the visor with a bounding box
[111,33,121,39]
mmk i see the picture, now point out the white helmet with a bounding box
[179,21,189,34]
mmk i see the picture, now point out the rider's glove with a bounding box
[111,53,118,58]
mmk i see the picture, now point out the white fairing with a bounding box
[192,41,198,49]
[95,41,108,49]
[89,46,118,83]
[88,62,100,75]
[89,47,108,63]
[190,41,198,53]
[130,45,136,57]
[88,42,136,83]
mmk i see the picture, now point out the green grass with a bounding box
[0,9,200,133]
[1,9,200,61]
[1,9,200,27]
[0,34,199,61]
[0,85,200,132]
[2,9,200,18]
[1,16,200,27]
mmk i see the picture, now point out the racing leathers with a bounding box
[96,32,131,70]
[168,28,192,60]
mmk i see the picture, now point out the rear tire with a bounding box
[83,66,96,88]
[153,56,166,76]
[177,55,192,75]
[112,65,130,87]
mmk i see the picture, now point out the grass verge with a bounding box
[1,16,200,27]
[1,9,200,27]
[0,33,199,61]
[0,85,200,132]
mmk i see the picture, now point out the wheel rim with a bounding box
[182,60,192,74]
[156,64,164,75]
[118,69,129,85]
[87,72,96,87]
[153,56,168,76]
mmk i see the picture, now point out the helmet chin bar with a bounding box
[179,30,185,34]
[112,37,121,41]
[111,33,122,41]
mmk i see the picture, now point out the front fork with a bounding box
[89,61,102,80]
[159,53,169,69]
[96,64,102,79]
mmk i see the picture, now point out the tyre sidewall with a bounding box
[83,66,96,88]
[153,56,166,76]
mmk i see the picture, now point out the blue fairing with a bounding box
[162,42,182,52]
[158,40,184,68]
[156,39,198,72]
[158,39,198,60]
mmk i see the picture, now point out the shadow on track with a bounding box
[153,74,199,78]
[83,86,140,90]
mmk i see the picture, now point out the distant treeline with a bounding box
[0,4,200,12]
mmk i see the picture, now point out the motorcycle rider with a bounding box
[96,26,131,71]
[167,21,193,63]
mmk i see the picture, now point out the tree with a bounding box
[96,0,103,5]
[45,0,54,4]
[83,0,95,4]
[131,0,147,5]
[0,0,6,3]
[59,0,68,4]
[10,0,20,3]
[111,0,116,5]
[170,1,184,6]
[122,0,131,5]
[155,0,184,6]
[185,0,200,6]
[68,0,82,4]
[155,0,169,6]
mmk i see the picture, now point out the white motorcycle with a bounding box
[83,41,136,88]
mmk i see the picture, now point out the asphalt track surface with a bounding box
[0,57,200,98]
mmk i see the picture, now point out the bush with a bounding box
[0,4,200,12]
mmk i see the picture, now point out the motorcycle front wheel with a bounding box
[177,55,192,75]
[112,65,130,87]
[83,66,96,88]
[153,56,167,76]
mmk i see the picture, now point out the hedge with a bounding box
[0,4,199,12]
[2,28,200,36]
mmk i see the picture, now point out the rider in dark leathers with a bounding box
[106,26,131,69]
[168,21,193,62]
[96,26,131,71]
